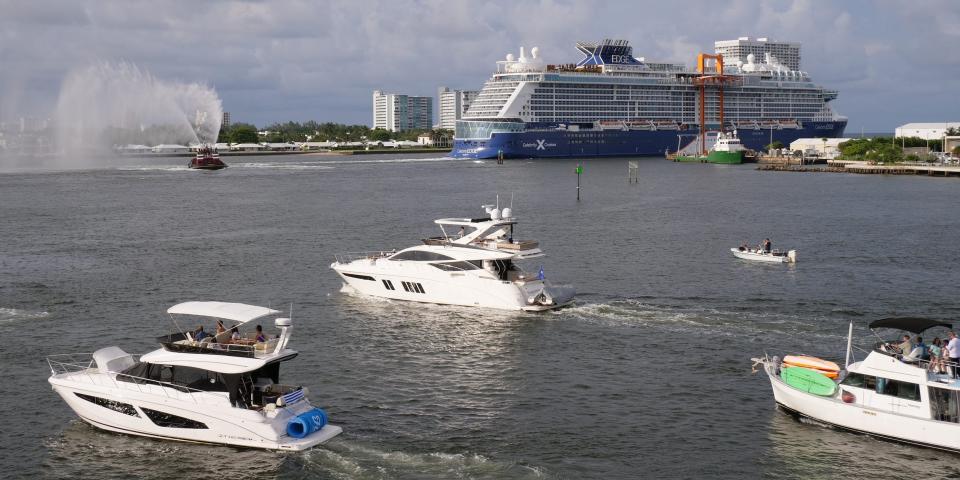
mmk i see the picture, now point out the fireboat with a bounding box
[189,145,227,170]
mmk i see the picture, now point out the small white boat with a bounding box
[753,317,960,453]
[47,301,342,450]
[731,247,797,263]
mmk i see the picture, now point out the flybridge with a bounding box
[575,39,642,66]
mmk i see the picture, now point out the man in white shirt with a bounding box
[946,331,960,378]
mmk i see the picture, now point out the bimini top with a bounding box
[167,301,280,324]
[869,317,952,334]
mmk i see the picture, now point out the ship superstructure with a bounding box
[451,38,846,159]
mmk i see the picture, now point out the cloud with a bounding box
[0,0,957,131]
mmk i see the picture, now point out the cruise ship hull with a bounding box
[451,120,846,159]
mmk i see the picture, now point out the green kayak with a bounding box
[781,366,837,397]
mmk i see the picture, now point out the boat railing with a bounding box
[870,342,958,374]
[47,353,215,404]
[334,250,394,264]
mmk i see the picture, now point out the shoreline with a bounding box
[119,148,451,158]
[758,160,960,178]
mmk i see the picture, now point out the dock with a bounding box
[757,160,960,178]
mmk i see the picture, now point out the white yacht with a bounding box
[46,301,342,450]
[753,317,960,452]
[421,203,543,258]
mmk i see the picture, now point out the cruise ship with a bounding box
[451,38,846,159]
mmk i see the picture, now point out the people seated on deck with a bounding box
[230,326,242,343]
[216,320,226,335]
[929,338,945,373]
[896,334,913,357]
[193,325,210,342]
[902,336,929,364]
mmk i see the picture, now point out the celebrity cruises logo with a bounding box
[523,139,555,150]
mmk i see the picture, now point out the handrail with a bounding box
[47,353,214,404]
[333,250,394,264]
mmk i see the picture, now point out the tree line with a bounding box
[217,121,453,144]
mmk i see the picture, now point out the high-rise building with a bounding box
[437,87,479,130]
[714,37,801,71]
[372,90,433,132]
[222,111,231,129]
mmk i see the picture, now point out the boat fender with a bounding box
[286,408,328,439]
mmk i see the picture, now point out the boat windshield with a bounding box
[389,250,455,261]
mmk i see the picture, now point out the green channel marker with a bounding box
[781,366,837,397]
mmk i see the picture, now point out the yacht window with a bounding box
[74,393,140,417]
[383,279,395,290]
[841,372,875,390]
[878,378,921,401]
[141,408,208,429]
[343,273,375,281]
[117,362,226,392]
[929,387,960,423]
[390,250,455,261]
[430,261,479,271]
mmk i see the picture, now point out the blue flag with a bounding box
[537,266,545,280]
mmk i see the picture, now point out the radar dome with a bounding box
[501,207,512,219]
[490,208,501,220]
[531,47,539,59]
[506,53,515,62]
[746,54,755,64]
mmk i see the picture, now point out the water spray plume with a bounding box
[52,61,223,164]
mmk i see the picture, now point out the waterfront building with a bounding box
[372,90,433,132]
[452,39,845,159]
[715,37,801,71]
[789,138,854,159]
[437,87,479,130]
[895,122,960,140]
[222,111,231,129]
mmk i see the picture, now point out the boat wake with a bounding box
[0,307,50,324]
[232,162,336,170]
[558,298,847,341]
[300,440,548,479]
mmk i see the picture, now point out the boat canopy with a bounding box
[869,317,952,333]
[167,301,280,324]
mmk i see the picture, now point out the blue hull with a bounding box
[451,120,847,159]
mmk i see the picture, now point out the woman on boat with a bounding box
[929,338,944,373]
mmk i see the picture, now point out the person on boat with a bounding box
[216,320,226,335]
[763,239,772,253]
[255,324,267,343]
[193,325,209,341]
[898,334,913,357]
[230,326,242,343]
[947,331,960,377]
[458,226,465,238]
[903,336,929,364]
[929,338,944,373]
[738,242,748,252]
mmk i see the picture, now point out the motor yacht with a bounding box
[331,243,573,311]
[46,301,342,450]
[752,317,960,452]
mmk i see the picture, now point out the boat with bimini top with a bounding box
[46,301,341,450]
[752,317,960,453]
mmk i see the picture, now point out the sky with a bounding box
[0,0,958,132]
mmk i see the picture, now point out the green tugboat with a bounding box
[706,131,745,164]
[672,131,745,164]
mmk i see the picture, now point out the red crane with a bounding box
[693,53,741,155]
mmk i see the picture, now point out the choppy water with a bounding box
[2,153,959,479]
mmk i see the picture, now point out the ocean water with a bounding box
[1,153,959,479]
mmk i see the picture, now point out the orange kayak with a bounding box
[783,355,840,373]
